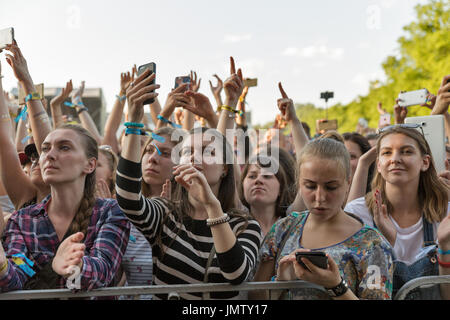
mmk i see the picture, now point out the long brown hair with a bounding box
[58,124,98,236]
[365,126,448,223]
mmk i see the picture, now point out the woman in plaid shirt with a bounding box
[0,124,130,292]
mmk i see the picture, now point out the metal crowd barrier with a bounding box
[0,280,327,300]
[393,275,450,300]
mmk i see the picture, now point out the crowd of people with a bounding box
[0,39,449,300]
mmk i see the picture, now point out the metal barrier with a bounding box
[394,275,450,300]
[0,280,327,300]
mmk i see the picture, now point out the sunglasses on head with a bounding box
[377,123,424,136]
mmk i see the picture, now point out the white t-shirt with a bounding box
[344,197,450,265]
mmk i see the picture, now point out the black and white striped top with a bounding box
[115,157,262,300]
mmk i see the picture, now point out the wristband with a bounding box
[437,255,450,268]
[14,106,28,123]
[77,107,89,115]
[124,122,144,128]
[438,248,450,255]
[206,213,230,227]
[116,95,126,102]
[125,128,146,136]
[157,115,182,128]
[219,105,244,117]
[25,92,41,103]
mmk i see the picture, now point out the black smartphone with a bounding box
[295,251,328,269]
[137,62,156,105]
[174,76,191,89]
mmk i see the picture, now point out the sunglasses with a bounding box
[377,123,424,136]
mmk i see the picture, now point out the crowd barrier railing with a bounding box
[0,280,327,300]
[393,275,450,300]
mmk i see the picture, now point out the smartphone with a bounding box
[244,78,258,87]
[18,83,44,105]
[0,27,14,50]
[405,115,446,174]
[137,62,156,105]
[295,251,328,269]
[174,76,191,89]
[316,119,338,132]
[398,89,429,107]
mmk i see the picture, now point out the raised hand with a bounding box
[161,83,190,117]
[183,90,217,125]
[431,75,450,115]
[120,72,133,96]
[4,41,33,85]
[52,232,86,277]
[373,189,397,246]
[223,57,244,108]
[126,69,160,123]
[393,98,407,124]
[51,80,73,106]
[209,74,223,98]
[71,81,85,104]
[277,82,297,123]
[377,102,388,115]
[190,70,201,93]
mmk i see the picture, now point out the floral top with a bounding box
[260,211,394,300]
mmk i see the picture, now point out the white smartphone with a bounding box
[0,27,14,50]
[398,89,429,107]
[405,115,446,173]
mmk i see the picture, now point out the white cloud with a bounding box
[223,33,252,43]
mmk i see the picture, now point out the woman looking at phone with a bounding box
[251,138,393,300]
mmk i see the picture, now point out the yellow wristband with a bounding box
[220,105,243,116]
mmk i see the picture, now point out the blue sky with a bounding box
[0,0,428,125]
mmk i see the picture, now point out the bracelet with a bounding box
[219,105,244,117]
[438,248,450,255]
[437,255,450,268]
[0,260,8,274]
[25,92,41,103]
[77,107,89,115]
[64,101,84,109]
[125,128,147,136]
[15,106,28,123]
[157,115,182,128]
[124,122,144,128]
[116,95,126,101]
[206,213,230,227]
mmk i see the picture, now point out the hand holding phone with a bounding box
[295,251,328,269]
[398,89,429,107]
[137,63,156,105]
[0,28,14,50]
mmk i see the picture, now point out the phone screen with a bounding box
[174,76,191,89]
[137,63,156,105]
[0,27,14,50]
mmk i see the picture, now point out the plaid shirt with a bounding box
[0,195,130,292]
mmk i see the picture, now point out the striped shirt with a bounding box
[0,195,130,293]
[115,157,262,300]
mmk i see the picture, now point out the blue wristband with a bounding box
[15,106,28,123]
[116,95,126,101]
[438,248,450,255]
[157,115,182,128]
[124,122,144,128]
[125,128,145,136]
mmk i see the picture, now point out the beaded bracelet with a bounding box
[157,115,182,128]
[206,213,230,227]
